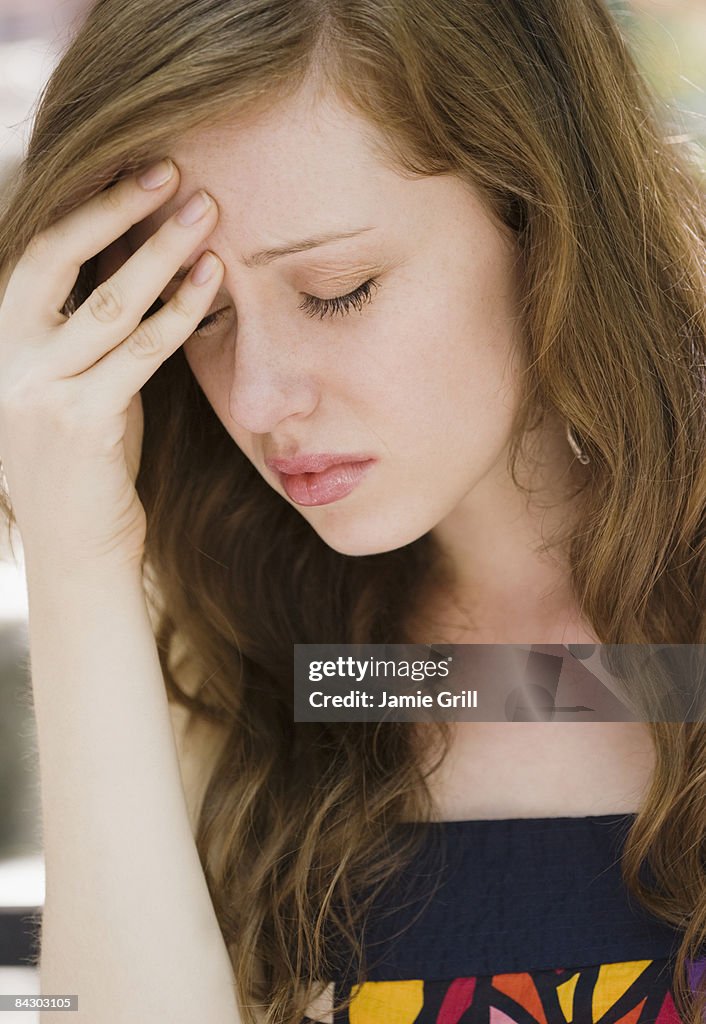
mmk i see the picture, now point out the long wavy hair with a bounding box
[1,0,705,1021]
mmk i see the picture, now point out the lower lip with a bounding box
[276,460,376,506]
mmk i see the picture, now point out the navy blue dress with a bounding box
[310,814,705,1024]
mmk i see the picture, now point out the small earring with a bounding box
[566,420,590,465]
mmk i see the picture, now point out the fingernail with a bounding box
[178,190,212,226]
[137,158,174,190]
[191,252,219,286]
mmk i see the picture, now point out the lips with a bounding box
[265,453,375,474]
[269,458,376,507]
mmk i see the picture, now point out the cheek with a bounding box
[378,278,521,459]
[399,275,518,396]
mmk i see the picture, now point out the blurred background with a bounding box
[0,0,705,1018]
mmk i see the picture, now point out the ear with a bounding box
[94,231,134,286]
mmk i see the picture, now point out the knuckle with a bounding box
[47,397,82,434]
[99,184,124,214]
[169,288,192,320]
[1,379,83,437]
[145,234,171,268]
[127,318,162,357]
[87,281,123,323]
[44,386,98,438]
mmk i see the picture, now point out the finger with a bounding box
[80,251,225,414]
[58,190,219,377]
[4,159,181,323]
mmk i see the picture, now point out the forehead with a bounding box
[129,83,503,273]
[152,87,402,234]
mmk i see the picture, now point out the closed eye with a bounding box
[189,276,381,335]
[193,307,230,336]
[298,277,380,320]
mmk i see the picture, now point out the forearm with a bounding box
[24,559,240,1023]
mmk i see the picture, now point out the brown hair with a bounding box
[1,1,705,1021]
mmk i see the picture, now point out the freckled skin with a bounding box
[129,80,590,642]
[129,79,656,824]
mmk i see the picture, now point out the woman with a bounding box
[0,0,704,1022]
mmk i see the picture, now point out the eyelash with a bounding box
[192,277,380,335]
[299,277,380,320]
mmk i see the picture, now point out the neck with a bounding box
[410,412,596,645]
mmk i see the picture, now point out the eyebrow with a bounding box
[169,225,376,283]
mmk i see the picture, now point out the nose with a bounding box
[226,320,320,434]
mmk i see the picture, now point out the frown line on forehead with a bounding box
[169,225,378,284]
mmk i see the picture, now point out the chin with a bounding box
[308,513,428,558]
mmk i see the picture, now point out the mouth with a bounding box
[272,459,377,507]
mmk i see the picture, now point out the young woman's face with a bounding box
[130,84,525,557]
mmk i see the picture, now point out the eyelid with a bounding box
[303,266,383,288]
[187,273,383,337]
[298,277,379,320]
[193,306,230,334]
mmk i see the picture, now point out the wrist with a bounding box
[23,549,145,596]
